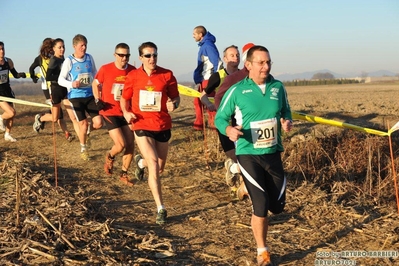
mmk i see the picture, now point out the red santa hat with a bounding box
[241,43,255,62]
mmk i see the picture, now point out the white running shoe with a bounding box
[4,134,17,142]
[0,117,6,131]
[33,114,42,133]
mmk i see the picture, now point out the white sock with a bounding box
[5,132,10,137]
[257,247,269,255]
[80,144,87,152]
[138,159,145,169]
[230,163,240,174]
[157,205,165,212]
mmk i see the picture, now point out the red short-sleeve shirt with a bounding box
[122,66,179,131]
[95,62,136,116]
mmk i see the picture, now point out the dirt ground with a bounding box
[1,82,399,265]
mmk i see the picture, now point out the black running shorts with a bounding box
[102,115,128,131]
[68,96,99,122]
[134,129,171,143]
[51,86,68,105]
[237,152,286,217]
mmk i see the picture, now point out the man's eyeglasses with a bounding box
[251,60,273,67]
[116,53,130,58]
[142,53,158,58]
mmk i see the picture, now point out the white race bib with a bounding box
[139,90,162,112]
[250,118,278,148]
[78,73,92,88]
[112,83,124,101]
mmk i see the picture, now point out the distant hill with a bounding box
[274,69,398,81]
[176,72,193,83]
[177,69,398,83]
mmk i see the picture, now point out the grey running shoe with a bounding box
[156,209,167,225]
[33,114,42,133]
[134,154,145,181]
[0,117,6,131]
[224,158,238,187]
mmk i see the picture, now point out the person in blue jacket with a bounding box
[192,25,222,130]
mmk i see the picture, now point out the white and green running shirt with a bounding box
[215,75,292,155]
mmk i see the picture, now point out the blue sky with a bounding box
[3,0,399,80]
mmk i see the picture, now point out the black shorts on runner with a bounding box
[103,115,128,131]
[68,96,99,122]
[217,129,235,152]
[51,86,68,105]
[0,88,15,105]
[134,129,171,142]
[237,152,286,217]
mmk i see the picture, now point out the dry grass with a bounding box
[0,81,399,265]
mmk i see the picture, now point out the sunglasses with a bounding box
[142,53,158,58]
[116,53,130,58]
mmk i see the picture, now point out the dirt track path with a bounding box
[2,90,399,265]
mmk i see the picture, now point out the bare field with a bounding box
[1,82,399,265]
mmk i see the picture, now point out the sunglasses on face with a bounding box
[116,53,130,58]
[142,53,158,58]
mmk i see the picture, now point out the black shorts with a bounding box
[134,129,171,142]
[51,86,68,104]
[42,89,50,100]
[103,115,128,131]
[0,87,15,105]
[68,96,99,122]
[237,152,286,217]
[217,129,235,152]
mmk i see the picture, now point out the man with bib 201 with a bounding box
[215,45,293,266]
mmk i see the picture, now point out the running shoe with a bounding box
[33,114,42,133]
[104,153,114,175]
[134,154,145,181]
[65,132,74,142]
[80,150,90,161]
[119,172,134,187]
[257,250,272,266]
[0,117,5,131]
[156,209,167,225]
[4,134,17,142]
[224,158,237,187]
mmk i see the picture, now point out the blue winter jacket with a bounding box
[193,31,221,84]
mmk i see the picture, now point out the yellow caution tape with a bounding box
[178,84,396,137]
[0,96,50,108]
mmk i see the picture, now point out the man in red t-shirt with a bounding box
[120,42,180,225]
[92,43,136,186]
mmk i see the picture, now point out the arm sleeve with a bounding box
[29,56,40,77]
[215,87,237,135]
[166,72,179,99]
[280,85,292,120]
[122,72,134,100]
[204,72,221,94]
[58,57,73,89]
[10,67,19,78]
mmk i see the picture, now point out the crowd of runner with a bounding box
[1,26,293,265]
